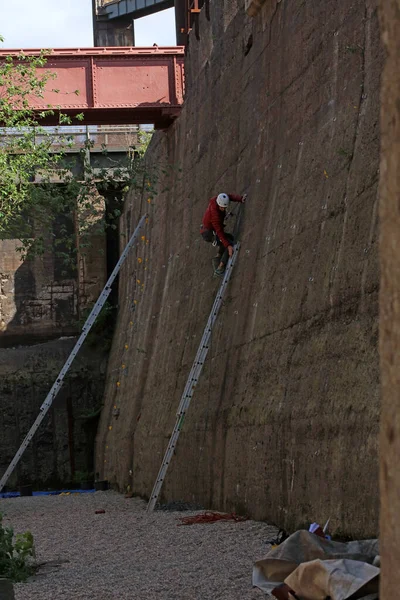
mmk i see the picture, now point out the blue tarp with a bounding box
[0,489,95,499]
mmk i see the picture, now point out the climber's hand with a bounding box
[228,245,234,257]
[242,193,247,203]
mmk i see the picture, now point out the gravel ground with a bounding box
[1,491,276,600]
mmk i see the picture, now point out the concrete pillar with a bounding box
[0,579,15,600]
[379,0,400,596]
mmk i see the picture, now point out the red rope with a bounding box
[178,511,248,526]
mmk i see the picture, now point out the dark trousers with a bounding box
[201,230,235,267]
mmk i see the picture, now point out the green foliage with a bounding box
[1,130,157,266]
[0,41,157,264]
[0,514,35,582]
[136,129,153,155]
[0,44,79,240]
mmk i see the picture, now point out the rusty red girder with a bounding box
[0,47,185,128]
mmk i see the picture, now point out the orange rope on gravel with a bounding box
[178,512,248,526]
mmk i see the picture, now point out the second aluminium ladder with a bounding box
[147,243,240,511]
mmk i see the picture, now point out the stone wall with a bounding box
[97,0,383,537]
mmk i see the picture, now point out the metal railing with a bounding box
[0,125,153,152]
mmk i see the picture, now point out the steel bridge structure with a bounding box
[0,47,185,128]
[93,0,205,46]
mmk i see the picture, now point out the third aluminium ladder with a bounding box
[147,243,240,511]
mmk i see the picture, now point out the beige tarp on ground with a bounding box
[253,530,379,599]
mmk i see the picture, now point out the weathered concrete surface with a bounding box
[97,0,382,536]
[379,0,400,594]
[0,338,108,488]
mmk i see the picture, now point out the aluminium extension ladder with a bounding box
[147,243,240,511]
[0,214,147,493]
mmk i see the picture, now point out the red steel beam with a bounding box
[0,47,185,128]
[181,0,204,39]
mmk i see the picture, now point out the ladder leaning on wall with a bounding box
[147,242,240,511]
[0,214,148,494]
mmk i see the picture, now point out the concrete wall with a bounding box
[379,0,400,594]
[97,0,383,537]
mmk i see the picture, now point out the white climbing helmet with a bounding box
[216,193,229,208]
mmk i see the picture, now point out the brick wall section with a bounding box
[97,0,382,536]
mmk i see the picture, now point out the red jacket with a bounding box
[200,194,243,248]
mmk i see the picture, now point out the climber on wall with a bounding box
[200,192,247,276]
